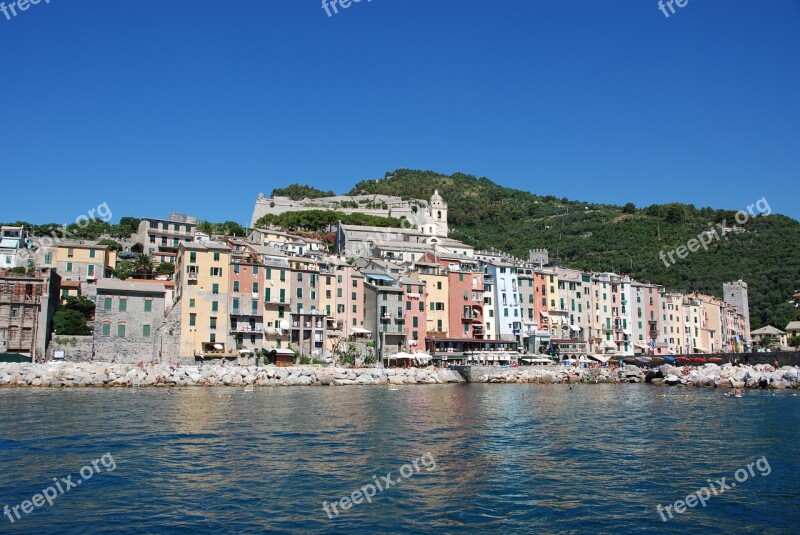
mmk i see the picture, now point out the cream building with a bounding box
[175,241,231,358]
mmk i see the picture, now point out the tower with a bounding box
[429,190,448,237]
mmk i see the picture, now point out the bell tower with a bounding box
[429,190,448,237]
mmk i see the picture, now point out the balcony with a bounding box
[381,313,391,322]
[395,313,405,322]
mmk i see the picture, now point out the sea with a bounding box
[0,383,798,534]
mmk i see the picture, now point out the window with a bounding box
[413,317,418,328]
[252,300,258,313]
[279,289,286,303]
[280,270,286,282]
[89,249,96,258]
[119,299,127,312]
[252,282,259,294]
[210,317,217,329]
[144,300,152,312]
[101,323,110,336]
[189,313,196,326]
[253,265,259,275]
[353,304,357,313]
[213,252,220,261]
[66,262,72,272]
[297,272,303,282]
[212,283,219,294]
[87,265,95,277]
[419,302,424,311]
[430,302,435,311]
[406,301,411,310]
[103,297,112,310]
[210,267,222,277]
[278,306,285,319]
[143,325,151,337]
[44,252,52,264]
[118,323,126,337]
[212,301,218,312]
[233,264,240,274]
[297,288,303,298]
[266,268,272,280]
[233,281,239,292]
[265,288,271,302]
[352,280,358,287]
[233,298,240,312]
[67,248,74,258]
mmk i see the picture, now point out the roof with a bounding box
[0,238,20,249]
[97,279,167,295]
[60,280,81,288]
[786,321,800,331]
[56,240,107,250]
[398,276,424,286]
[180,241,230,252]
[751,326,785,336]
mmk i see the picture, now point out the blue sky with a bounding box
[1,0,798,225]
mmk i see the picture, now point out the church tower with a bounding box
[429,190,448,237]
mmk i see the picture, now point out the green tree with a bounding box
[53,309,91,336]
[156,262,175,275]
[133,253,155,277]
[622,202,637,214]
[788,336,800,350]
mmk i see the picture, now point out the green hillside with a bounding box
[346,169,800,330]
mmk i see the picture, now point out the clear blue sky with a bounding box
[1,0,798,225]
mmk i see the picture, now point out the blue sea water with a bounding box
[0,384,798,534]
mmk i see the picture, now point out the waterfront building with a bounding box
[175,241,231,359]
[363,271,406,360]
[398,275,427,348]
[724,280,751,349]
[482,260,522,342]
[423,252,485,339]
[631,281,662,354]
[482,273,497,340]
[94,279,166,363]
[786,321,800,340]
[409,261,448,339]
[0,268,59,361]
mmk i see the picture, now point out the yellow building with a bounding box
[55,240,116,282]
[410,261,449,337]
[175,241,231,358]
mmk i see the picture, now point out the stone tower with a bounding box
[723,280,751,344]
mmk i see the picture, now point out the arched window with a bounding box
[437,211,442,219]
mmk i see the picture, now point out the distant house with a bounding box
[751,325,787,349]
[785,321,800,340]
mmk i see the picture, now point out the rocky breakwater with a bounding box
[650,363,800,390]
[463,364,646,384]
[0,362,466,388]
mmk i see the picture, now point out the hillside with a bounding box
[345,169,799,330]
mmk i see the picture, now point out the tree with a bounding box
[113,260,134,280]
[53,309,91,336]
[62,296,95,319]
[156,262,175,275]
[622,202,636,214]
[788,336,800,350]
[133,253,155,277]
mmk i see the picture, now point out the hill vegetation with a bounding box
[271,184,335,200]
[346,169,800,330]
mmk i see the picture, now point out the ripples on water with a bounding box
[0,384,798,534]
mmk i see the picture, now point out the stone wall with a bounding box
[49,336,94,362]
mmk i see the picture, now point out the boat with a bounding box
[708,357,723,363]
[690,357,706,364]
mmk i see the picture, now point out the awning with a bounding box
[634,341,648,349]
[588,354,611,363]
[0,238,20,249]
[604,340,617,350]
[540,311,549,317]
[569,325,580,332]
[350,327,371,335]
